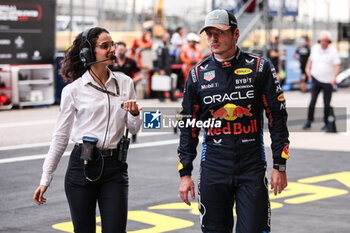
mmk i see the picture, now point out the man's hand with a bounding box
[305,59,312,80]
[333,64,340,87]
[271,169,288,195]
[179,175,195,205]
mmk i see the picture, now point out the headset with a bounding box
[79,28,96,68]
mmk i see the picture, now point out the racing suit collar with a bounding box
[212,47,241,68]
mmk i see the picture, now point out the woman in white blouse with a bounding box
[33,27,141,233]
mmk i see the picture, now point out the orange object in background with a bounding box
[130,29,153,68]
[180,40,203,81]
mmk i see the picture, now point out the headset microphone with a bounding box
[86,55,116,66]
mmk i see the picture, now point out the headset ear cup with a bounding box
[79,28,95,67]
[80,47,91,67]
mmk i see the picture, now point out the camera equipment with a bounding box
[117,129,130,162]
[81,136,98,164]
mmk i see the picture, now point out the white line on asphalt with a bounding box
[130,139,179,149]
[0,142,54,151]
[0,120,56,128]
[0,132,174,151]
[341,131,350,136]
[0,138,181,164]
[0,151,71,164]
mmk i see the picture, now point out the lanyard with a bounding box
[88,79,120,97]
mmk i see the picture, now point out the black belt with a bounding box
[75,144,119,158]
[100,148,119,157]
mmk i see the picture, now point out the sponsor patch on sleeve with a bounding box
[278,93,285,101]
[178,156,184,171]
[191,69,197,83]
[271,67,283,93]
[281,143,290,159]
[259,59,265,72]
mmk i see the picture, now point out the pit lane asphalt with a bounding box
[0,89,349,233]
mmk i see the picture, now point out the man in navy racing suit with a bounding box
[177,9,290,233]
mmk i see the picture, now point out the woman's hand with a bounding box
[33,185,48,205]
[123,100,142,116]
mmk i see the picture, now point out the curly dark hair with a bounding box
[60,27,109,82]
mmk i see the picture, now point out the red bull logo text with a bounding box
[206,120,258,136]
[210,104,252,121]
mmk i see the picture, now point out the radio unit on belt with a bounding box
[98,128,130,162]
[80,128,130,164]
[117,128,130,162]
[80,136,98,164]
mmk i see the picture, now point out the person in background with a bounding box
[170,26,185,63]
[303,31,340,131]
[180,32,203,83]
[130,28,153,69]
[110,41,143,86]
[294,36,311,92]
[154,31,176,102]
[269,35,284,85]
[33,27,141,233]
[109,41,143,142]
[177,9,290,233]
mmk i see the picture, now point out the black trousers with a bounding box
[198,165,270,233]
[65,145,128,233]
[307,78,333,124]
